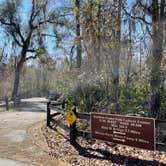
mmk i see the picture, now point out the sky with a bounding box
[0,0,32,54]
[0,0,69,61]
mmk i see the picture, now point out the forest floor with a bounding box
[0,98,70,166]
[42,115,166,166]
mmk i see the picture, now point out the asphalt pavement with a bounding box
[0,158,33,166]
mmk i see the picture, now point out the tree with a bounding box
[150,0,165,118]
[0,45,6,63]
[75,0,82,68]
[96,0,101,70]
[123,0,165,118]
[80,0,123,113]
[0,0,59,99]
[111,0,122,113]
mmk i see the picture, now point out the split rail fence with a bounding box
[47,101,166,151]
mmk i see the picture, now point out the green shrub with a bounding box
[119,87,149,115]
[160,90,166,119]
[63,85,107,112]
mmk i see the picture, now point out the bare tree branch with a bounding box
[16,24,25,44]
[123,6,151,25]
[29,0,36,29]
[27,49,36,53]
[0,19,24,46]
[41,33,58,38]
[137,0,153,15]
[10,31,23,47]
[25,54,38,61]
[0,19,12,26]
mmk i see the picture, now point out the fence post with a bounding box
[5,96,8,111]
[70,107,77,145]
[62,100,65,109]
[47,102,51,127]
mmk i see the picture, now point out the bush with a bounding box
[160,90,166,119]
[119,87,149,115]
[63,85,107,112]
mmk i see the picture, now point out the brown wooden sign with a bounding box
[91,113,155,150]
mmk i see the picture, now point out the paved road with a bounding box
[0,158,34,166]
[0,98,70,166]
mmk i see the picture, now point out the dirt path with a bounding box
[0,98,70,166]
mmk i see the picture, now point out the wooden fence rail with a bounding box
[47,101,166,151]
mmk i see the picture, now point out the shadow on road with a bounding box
[15,101,46,113]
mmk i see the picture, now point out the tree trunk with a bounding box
[126,20,133,89]
[89,1,96,58]
[11,48,26,99]
[150,0,164,118]
[75,0,82,68]
[111,0,122,114]
[11,61,23,99]
[97,1,101,71]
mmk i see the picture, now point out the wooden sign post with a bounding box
[65,107,77,145]
[91,113,155,150]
